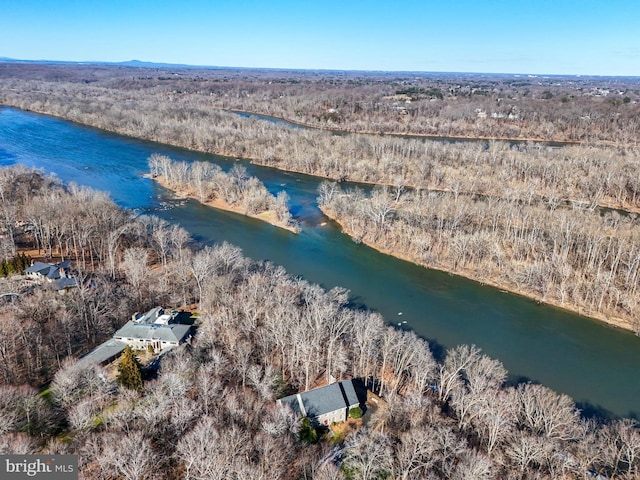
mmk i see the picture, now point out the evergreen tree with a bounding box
[117,346,144,393]
[299,416,319,444]
[15,253,31,272]
[0,253,31,277]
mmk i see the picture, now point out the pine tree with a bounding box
[117,346,144,393]
[0,260,8,277]
[15,253,31,272]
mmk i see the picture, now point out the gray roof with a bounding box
[279,394,303,417]
[114,320,191,343]
[340,379,359,407]
[132,306,164,324]
[54,277,77,290]
[80,339,127,365]
[25,260,71,280]
[278,380,360,419]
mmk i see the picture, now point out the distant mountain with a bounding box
[113,59,198,68]
[0,57,89,65]
[0,57,225,70]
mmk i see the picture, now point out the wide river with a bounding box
[1,107,638,418]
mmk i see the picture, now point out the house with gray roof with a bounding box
[113,306,192,353]
[25,260,77,290]
[278,380,361,426]
[81,307,192,365]
[25,260,71,281]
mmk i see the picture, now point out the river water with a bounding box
[1,107,638,418]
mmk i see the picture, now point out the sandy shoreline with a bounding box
[147,174,299,234]
[319,206,637,334]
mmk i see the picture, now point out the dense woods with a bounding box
[318,181,640,332]
[1,62,639,144]
[0,167,639,479]
[1,65,639,215]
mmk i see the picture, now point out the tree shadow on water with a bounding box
[505,375,631,422]
[575,401,638,422]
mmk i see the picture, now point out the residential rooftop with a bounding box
[278,380,360,425]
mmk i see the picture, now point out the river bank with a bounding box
[147,174,300,234]
[4,105,639,329]
[319,205,637,334]
[7,101,639,215]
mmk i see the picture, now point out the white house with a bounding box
[113,307,192,353]
[81,307,192,365]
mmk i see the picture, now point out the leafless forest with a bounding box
[1,62,639,144]
[147,153,296,231]
[0,166,639,479]
[1,64,640,477]
[318,180,640,332]
[1,63,640,332]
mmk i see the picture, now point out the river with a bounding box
[0,107,638,418]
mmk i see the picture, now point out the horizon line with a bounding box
[1,56,639,80]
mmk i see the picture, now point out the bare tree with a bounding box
[516,383,581,441]
[99,431,155,480]
[437,344,482,402]
[190,247,217,306]
[343,429,393,480]
[393,429,438,479]
[121,247,150,302]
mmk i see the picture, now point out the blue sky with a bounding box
[1,0,639,75]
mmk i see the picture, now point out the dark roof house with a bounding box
[278,380,361,426]
[25,260,71,280]
[25,260,76,290]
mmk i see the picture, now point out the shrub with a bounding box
[349,406,363,419]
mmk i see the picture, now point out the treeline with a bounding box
[148,153,296,230]
[2,75,640,215]
[318,182,640,333]
[1,62,639,144]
